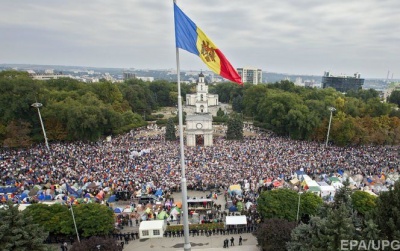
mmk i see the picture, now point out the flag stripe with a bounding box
[174,4,198,55]
[174,3,242,85]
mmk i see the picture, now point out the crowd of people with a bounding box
[1,126,398,198]
[1,125,399,249]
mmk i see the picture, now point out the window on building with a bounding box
[142,230,149,236]
[153,230,160,236]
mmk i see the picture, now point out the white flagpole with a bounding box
[174,1,191,250]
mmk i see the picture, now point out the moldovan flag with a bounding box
[174,3,242,85]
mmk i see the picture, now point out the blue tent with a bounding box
[229,205,238,212]
[114,208,123,213]
[0,186,18,194]
[108,195,116,202]
[18,193,28,200]
[155,189,163,197]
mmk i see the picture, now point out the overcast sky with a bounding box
[1,0,399,78]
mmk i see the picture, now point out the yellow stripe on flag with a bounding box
[196,27,221,75]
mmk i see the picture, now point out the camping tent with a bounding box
[139,220,166,239]
[114,208,123,214]
[290,178,300,186]
[225,215,247,228]
[170,207,181,218]
[245,201,253,210]
[236,201,244,212]
[228,205,238,212]
[318,182,336,199]
[157,211,169,220]
[108,195,116,202]
[228,184,242,196]
[154,189,163,197]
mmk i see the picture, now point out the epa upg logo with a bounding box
[341,240,400,250]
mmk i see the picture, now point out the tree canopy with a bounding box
[0,202,50,251]
[257,189,323,222]
[24,203,115,238]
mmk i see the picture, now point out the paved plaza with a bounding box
[116,190,259,251]
[118,231,258,251]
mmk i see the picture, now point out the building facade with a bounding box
[185,72,214,146]
[236,67,262,85]
[123,72,136,80]
[186,72,219,107]
[322,72,364,93]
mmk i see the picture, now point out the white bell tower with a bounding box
[185,72,213,146]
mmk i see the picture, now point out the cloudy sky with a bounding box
[1,0,399,78]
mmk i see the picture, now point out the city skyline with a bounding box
[1,0,399,79]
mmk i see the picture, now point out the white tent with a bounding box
[17,204,32,211]
[225,215,247,226]
[319,184,336,198]
[139,220,166,239]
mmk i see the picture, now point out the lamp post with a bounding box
[31,102,50,151]
[69,202,80,243]
[325,107,336,148]
[296,192,303,223]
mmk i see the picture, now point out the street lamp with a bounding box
[31,102,50,151]
[325,107,336,147]
[69,202,81,243]
[296,192,303,223]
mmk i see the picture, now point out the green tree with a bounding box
[387,90,400,107]
[362,219,380,240]
[363,98,392,117]
[243,84,268,118]
[216,108,225,117]
[0,70,40,124]
[210,82,243,103]
[346,88,379,102]
[25,203,115,238]
[287,216,328,251]
[255,218,296,251]
[258,90,304,136]
[232,95,243,113]
[351,190,377,216]
[257,189,322,222]
[148,80,175,107]
[72,203,114,237]
[165,118,177,141]
[0,202,50,251]
[324,204,356,251]
[374,180,400,241]
[23,203,68,236]
[226,113,243,140]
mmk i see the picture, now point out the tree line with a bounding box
[0,70,193,147]
[0,201,117,251]
[210,81,400,146]
[1,70,399,147]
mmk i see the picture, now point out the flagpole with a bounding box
[174,1,191,250]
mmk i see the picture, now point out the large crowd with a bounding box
[1,126,399,200]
